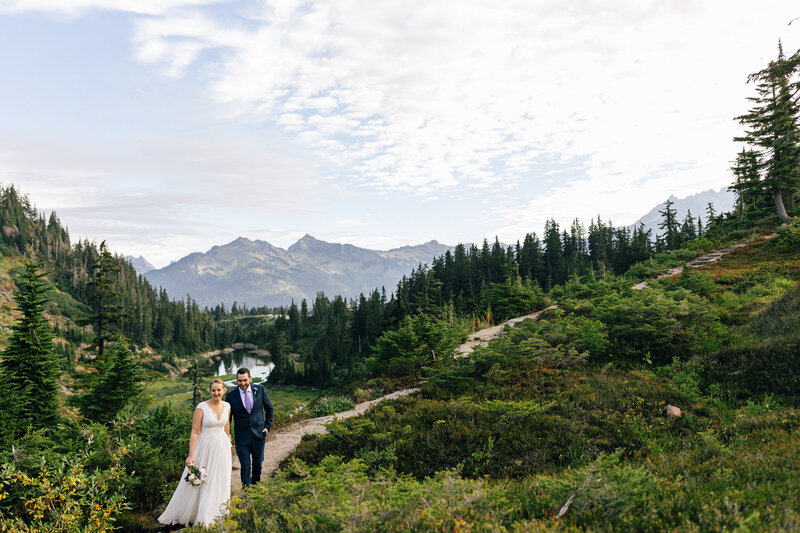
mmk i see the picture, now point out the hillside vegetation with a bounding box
[215,232,800,532]
[2,42,800,530]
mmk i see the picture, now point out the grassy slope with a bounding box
[215,235,800,532]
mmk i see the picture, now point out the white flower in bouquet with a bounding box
[185,465,208,487]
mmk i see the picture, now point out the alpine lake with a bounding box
[145,348,322,419]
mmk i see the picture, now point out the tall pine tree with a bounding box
[88,241,127,364]
[729,149,764,221]
[735,42,800,222]
[658,199,681,250]
[1,259,60,432]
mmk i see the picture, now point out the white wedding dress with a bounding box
[158,401,232,526]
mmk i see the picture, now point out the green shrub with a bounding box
[670,269,720,298]
[0,455,129,532]
[532,451,659,522]
[478,280,549,321]
[366,314,469,379]
[0,401,193,526]
[219,457,531,533]
[730,272,774,295]
[294,363,698,482]
[0,424,129,532]
[750,282,800,339]
[512,311,611,358]
[124,403,193,512]
[307,396,356,417]
[587,287,721,365]
[705,338,800,397]
[773,217,800,251]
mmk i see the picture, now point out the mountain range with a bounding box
[140,188,736,309]
[125,255,156,274]
[628,187,735,236]
[143,236,453,308]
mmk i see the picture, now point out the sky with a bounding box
[0,1,798,268]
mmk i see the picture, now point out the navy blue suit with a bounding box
[227,383,274,486]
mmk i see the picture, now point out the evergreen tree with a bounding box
[301,299,309,324]
[288,301,301,344]
[0,259,60,432]
[72,342,144,424]
[706,201,718,227]
[268,331,292,384]
[728,149,764,221]
[566,218,588,275]
[518,232,544,286]
[658,199,681,250]
[680,210,697,242]
[735,42,800,222]
[88,241,127,363]
[543,219,566,286]
[630,223,653,266]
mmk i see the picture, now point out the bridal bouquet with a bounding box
[185,465,207,487]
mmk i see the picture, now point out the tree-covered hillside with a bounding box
[0,184,238,360]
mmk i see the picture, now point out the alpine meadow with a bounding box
[1,11,800,533]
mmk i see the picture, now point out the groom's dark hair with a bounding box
[237,368,251,377]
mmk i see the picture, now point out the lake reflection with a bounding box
[216,349,274,385]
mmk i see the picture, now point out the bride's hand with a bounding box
[185,457,194,467]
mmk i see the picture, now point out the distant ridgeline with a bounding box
[0,184,402,386]
[0,178,788,388]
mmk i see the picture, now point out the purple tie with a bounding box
[245,389,252,414]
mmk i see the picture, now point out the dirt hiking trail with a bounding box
[230,308,560,493]
[230,231,780,493]
[631,232,778,290]
[230,388,419,493]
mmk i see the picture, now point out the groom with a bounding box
[227,368,274,486]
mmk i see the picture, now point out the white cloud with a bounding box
[117,0,800,205]
[3,0,800,263]
[0,128,326,267]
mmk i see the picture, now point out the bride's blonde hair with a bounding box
[209,378,227,391]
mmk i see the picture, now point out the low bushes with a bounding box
[578,287,722,365]
[293,355,700,481]
[773,217,800,250]
[750,282,800,339]
[306,396,355,417]
[216,456,529,533]
[703,281,800,398]
[0,401,193,531]
[222,425,800,532]
[478,280,549,322]
[705,338,800,397]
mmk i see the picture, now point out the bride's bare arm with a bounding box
[186,407,204,466]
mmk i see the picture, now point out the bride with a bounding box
[158,379,232,527]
